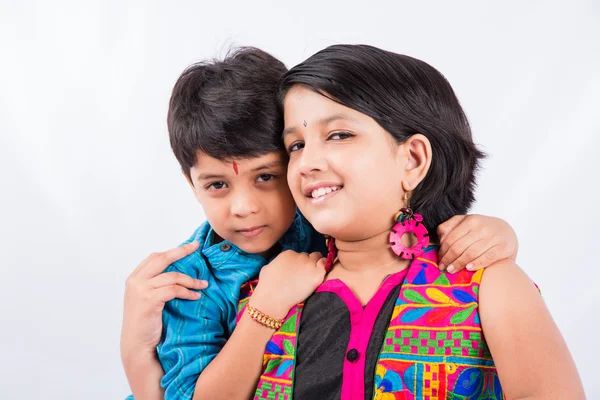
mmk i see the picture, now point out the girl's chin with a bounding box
[311,221,349,240]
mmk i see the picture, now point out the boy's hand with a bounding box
[120,241,208,362]
[437,215,518,274]
[250,250,326,320]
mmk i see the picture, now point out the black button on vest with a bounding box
[346,348,359,362]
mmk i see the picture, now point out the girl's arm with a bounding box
[190,311,282,400]
[479,260,585,399]
[192,250,326,400]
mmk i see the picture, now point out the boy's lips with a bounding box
[236,225,266,238]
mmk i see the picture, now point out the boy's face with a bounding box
[187,151,297,256]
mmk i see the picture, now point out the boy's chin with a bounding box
[235,239,278,257]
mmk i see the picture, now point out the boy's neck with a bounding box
[260,243,282,260]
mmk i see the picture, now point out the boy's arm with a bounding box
[479,261,585,399]
[120,242,207,400]
[158,264,227,400]
[437,215,519,273]
[123,354,164,400]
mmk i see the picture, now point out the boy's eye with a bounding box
[328,131,354,141]
[287,141,305,153]
[206,181,227,190]
[257,174,275,182]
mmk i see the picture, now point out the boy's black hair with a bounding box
[168,47,288,180]
[278,44,485,238]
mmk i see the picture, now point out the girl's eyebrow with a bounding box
[282,114,358,138]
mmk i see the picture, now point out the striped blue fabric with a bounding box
[126,211,325,399]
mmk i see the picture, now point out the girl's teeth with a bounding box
[311,186,340,198]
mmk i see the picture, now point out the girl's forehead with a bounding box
[283,89,371,135]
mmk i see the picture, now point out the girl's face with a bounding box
[283,86,427,241]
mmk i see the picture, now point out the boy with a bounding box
[121,47,519,399]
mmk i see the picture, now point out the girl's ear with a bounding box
[399,134,432,192]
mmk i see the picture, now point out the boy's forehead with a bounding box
[193,151,287,174]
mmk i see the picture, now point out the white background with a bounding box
[1,0,599,398]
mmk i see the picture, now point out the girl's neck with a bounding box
[326,229,410,306]
[332,229,410,276]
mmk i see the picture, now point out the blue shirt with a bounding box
[126,211,325,400]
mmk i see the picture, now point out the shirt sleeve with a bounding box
[157,259,227,400]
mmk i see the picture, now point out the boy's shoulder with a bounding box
[165,221,212,279]
[289,211,327,255]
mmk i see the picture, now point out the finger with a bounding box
[315,257,327,269]
[156,285,201,303]
[464,244,502,272]
[140,241,200,278]
[440,232,483,273]
[436,215,466,243]
[130,252,161,277]
[445,239,489,274]
[149,272,208,290]
[315,258,328,281]
[309,252,324,263]
[438,226,471,270]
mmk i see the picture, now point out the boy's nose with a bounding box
[230,191,259,218]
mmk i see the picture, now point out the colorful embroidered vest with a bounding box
[237,247,504,400]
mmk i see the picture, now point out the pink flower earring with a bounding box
[389,191,429,260]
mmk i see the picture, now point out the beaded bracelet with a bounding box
[246,305,284,330]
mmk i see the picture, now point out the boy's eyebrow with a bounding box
[282,114,357,138]
[196,161,284,180]
[251,161,285,172]
[196,173,226,181]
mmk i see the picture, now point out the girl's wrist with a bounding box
[248,291,290,320]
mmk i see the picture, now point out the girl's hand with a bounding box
[436,215,518,274]
[120,241,208,362]
[250,250,326,319]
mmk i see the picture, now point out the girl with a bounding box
[242,45,584,399]
[121,46,526,400]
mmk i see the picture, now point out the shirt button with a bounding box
[346,349,359,362]
[220,243,232,252]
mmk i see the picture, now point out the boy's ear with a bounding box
[183,171,202,202]
[183,170,194,188]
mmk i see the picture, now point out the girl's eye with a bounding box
[257,174,275,182]
[206,181,227,190]
[287,141,305,153]
[328,131,354,141]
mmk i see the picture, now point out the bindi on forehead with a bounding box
[232,161,239,175]
[303,120,307,127]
